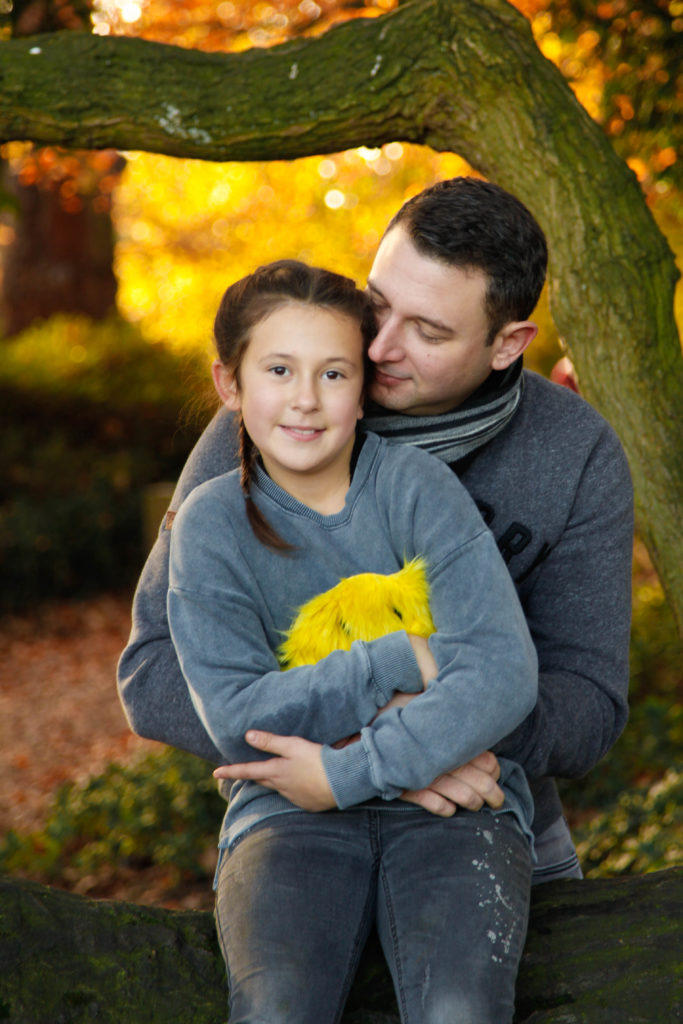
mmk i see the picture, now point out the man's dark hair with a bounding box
[385,178,548,343]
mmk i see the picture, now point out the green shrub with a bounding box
[0,313,208,408]
[0,748,225,885]
[628,564,681,705]
[573,768,683,878]
[559,696,683,816]
[0,314,212,610]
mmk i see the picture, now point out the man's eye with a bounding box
[416,324,442,344]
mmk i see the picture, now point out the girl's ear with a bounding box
[212,361,241,411]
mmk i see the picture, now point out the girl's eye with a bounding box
[323,369,344,381]
[269,365,290,377]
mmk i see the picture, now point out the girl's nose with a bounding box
[291,377,320,411]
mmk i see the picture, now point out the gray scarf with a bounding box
[363,358,524,465]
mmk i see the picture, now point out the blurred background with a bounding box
[0,0,681,908]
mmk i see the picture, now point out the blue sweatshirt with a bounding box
[167,432,537,847]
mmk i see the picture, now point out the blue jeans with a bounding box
[532,816,583,885]
[214,808,532,1024]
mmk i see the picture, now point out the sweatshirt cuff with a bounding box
[363,630,422,706]
[322,737,402,809]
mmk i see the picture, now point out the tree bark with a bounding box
[0,0,121,337]
[1,158,120,335]
[1,869,681,1022]
[1,0,681,630]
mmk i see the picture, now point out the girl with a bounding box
[167,259,537,1023]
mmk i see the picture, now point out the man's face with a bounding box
[366,226,507,415]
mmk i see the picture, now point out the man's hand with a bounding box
[213,731,336,812]
[400,751,504,818]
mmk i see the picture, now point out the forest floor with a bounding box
[0,591,215,910]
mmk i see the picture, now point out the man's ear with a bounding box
[491,321,538,371]
[212,360,241,411]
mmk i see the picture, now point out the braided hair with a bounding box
[213,260,376,550]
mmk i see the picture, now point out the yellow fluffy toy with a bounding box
[278,558,435,668]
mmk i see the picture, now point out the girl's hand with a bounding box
[213,731,336,812]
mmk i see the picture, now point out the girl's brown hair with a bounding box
[213,259,376,550]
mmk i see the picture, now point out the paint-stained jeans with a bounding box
[214,808,532,1024]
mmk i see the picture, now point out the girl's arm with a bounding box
[320,527,538,807]
[167,483,425,762]
[168,582,424,764]
[215,527,537,809]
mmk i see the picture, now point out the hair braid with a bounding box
[238,416,294,552]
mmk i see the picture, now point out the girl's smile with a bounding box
[280,426,325,440]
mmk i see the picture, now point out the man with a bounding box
[118,177,633,883]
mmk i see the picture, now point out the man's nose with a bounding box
[368,318,403,363]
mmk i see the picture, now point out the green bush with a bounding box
[559,696,683,816]
[573,768,683,878]
[0,748,225,885]
[0,314,212,610]
[0,313,208,407]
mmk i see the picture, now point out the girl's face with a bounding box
[213,302,365,511]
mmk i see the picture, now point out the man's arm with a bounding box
[495,428,633,780]
[117,409,237,761]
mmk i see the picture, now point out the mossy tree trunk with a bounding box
[1,0,681,630]
[1,870,681,1022]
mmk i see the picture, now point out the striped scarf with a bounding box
[363,358,524,465]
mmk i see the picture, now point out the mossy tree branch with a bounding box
[1,870,682,1022]
[1,0,681,629]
